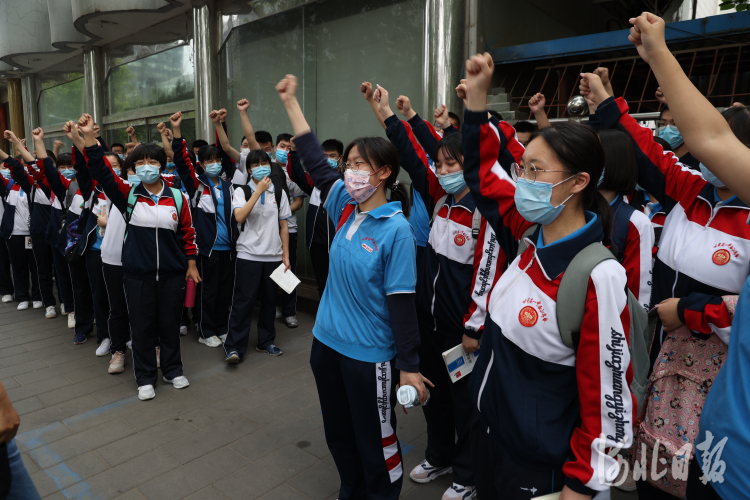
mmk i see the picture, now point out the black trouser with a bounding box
[7,235,40,303]
[53,248,74,313]
[686,457,722,500]
[310,338,403,500]
[84,250,110,343]
[198,250,233,339]
[470,416,564,500]
[0,239,13,296]
[309,241,330,298]
[223,258,278,358]
[125,275,185,387]
[280,232,299,317]
[418,327,474,486]
[68,257,94,337]
[31,238,56,307]
[102,264,130,354]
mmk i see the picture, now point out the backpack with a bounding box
[124,185,183,228]
[611,199,636,263]
[430,194,482,240]
[630,296,735,497]
[269,162,289,206]
[64,215,85,263]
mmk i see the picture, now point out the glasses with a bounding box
[134,160,161,168]
[344,160,372,172]
[511,162,572,183]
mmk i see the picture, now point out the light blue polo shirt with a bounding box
[314,180,417,363]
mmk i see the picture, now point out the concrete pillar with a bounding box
[21,74,39,141]
[7,78,25,156]
[193,0,220,143]
[83,47,106,125]
[422,0,465,118]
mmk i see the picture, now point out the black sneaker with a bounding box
[256,344,282,356]
[225,351,241,364]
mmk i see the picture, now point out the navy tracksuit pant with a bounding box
[7,235,40,303]
[102,263,130,354]
[198,250,233,340]
[30,238,56,307]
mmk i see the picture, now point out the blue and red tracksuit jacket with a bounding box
[463,109,635,496]
[591,97,739,349]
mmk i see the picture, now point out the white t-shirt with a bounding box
[284,173,306,234]
[232,180,291,262]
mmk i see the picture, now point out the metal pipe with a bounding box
[7,79,24,156]
[21,74,38,141]
[731,47,741,103]
[422,0,465,115]
[193,0,220,143]
[83,47,105,126]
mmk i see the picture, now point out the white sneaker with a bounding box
[32,301,43,309]
[1,294,12,303]
[219,333,227,342]
[275,307,283,319]
[96,338,111,356]
[67,312,76,329]
[163,375,189,389]
[198,336,222,347]
[108,351,126,374]
[138,385,155,401]
[17,301,29,310]
[60,303,67,314]
[442,483,476,500]
[45,306,57,319]
[179,325,188,336]
[409,460,453,484]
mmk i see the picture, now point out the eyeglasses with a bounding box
[344,160,372,172]
[511,162,573,184]
[134,160,161,168]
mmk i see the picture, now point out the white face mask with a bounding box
[241,148,251,155]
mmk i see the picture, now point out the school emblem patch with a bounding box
[712,249,731,266]
[454,234,466,246]
[172,211,178,221]
[519,306,538,327]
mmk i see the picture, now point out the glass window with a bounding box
[38,78,84,127]
[107,45,194,115]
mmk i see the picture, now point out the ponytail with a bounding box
[389,180,411,219]
[591,190,614,247]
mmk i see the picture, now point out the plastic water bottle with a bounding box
[185,278,196,308]
[397,385,430,409]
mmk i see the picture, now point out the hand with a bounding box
[63,121,78,141]
[276,75,298,104]
[219,108,228,122]
[126,126,135,137]
[19,138,26,147]
[164,129,173,141]
[186,260,202,284]
[629,12,668,65]
[528,93,546,114]
[732,101,745,108]
[594,67,611,88]
[395,95,412,115]
[434,104,450,129]
[208,110,220,125]
[256,176,272,193]
[658,298,684,332]
[579,72,609,113]
[375,84,390,116]
[170,111,183,128]
[53,140,63,149]
[3,130,18,144]
[236,99,250,112]
[360,82,374,102]
[399,371,434,405]
[78,114,95,135]
[559,485,591,500]
[93,123,101,135]
[465,53,495,97]
[125,142,136,153]
[97,209,108,227]
[289,136,295,152]
[282,254,291,272]
[655,87,668,106]
[157,122,167,134]
[0,385,20,444]
[32,128,44,141]
[462,334,480,354]
[456,79,468,101]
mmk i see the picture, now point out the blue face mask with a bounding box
[165,162,176,171]
[60,169,76,180]
[699,162,725,187]
[514,175,576,225]
[136,165,161,184]
[275,149,288,164]
[437,171,467,194]
[266,150,276,161]
[327,158,339,169]
[0,169,10,178]
[204,162,222,178]
[113,168,121,176]
[128,175,141,186]
[658,125,683,149]
[251,165,271,181]
[118,154,124,161]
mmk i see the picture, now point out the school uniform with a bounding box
[172,137,235,342]
[223,179,291,358]
[0,171,14,297]
[462,110,634,499]
[86,144,197,387]
[280,170,306,317]
[100,190,130,354]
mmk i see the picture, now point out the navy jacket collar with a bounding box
[530,212,604,280]
[697,182,747,209]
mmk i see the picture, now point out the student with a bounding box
[192,140,208,157]
[172,112,235,349]
[223,148,290,361]
[462,53,634,500]
[255,130,276,160]
[654,99,699,170]
[81,113,199,401]
[514,121,538,147]
[277,73,431,500]
[110,143,125,158]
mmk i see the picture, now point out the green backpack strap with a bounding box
[125,186,138,224]
[515,224,538,257]
[169,187,183,217]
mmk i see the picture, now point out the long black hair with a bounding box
[531,122,613,245]
[435,133,463,167]
[598,129,638,196]
[129,143,166,171]
[343,137,410,218]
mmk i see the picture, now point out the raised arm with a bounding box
[79,116,128,211]
[215,109,237,180]
[93,123,108,151]
[287,144,314,195]
[528,93,551,129]
[170,115,200,199]
[126,126,139,148]
[212,109,240,163]
[4,130,34,164]
[237,99,260,151]
[52,140,63,159]
[360,82,387,131]
[157,122,174,160]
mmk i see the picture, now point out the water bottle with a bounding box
[397,385,430,409]
[185,278,196,308]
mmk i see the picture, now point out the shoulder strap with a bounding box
[125,186,138,224]
[430,195,448,227]
[515,224,538,257]
[556,242,617,349]
[612,199,635,263]
[472,208,482,240]
[238,185,253,232]
[169,187,183,216]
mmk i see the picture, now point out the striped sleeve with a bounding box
[463,219,505,338]
[622,210,655,311]
[177,191,198,259]
[678,293,733,344]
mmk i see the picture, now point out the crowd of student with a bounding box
[2,10,750,500]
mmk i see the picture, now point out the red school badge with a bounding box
[454,234,466,246]
[172,210,178,221]
[712,249,731,266]
[519,306,538,327]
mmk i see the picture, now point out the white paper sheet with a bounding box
[270,264,301,294]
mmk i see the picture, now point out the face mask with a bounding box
[241,148,250,155]
[60,169,76,180]
[699,162,725,187]
[658,125,683,149]
[118,154,124,160]
[276,149,288,164]
[113,168,121,176]
[165,162,176,171]
[514,175,577,225]
[437,171,467,194]
[327,158,339,169]
[204,162,222,177]
[136,165,161,184]
[128,175,141,186]
[266,150,276,161]
[0,169,10,178]
[345,168,383,203]
[251,165,271,181]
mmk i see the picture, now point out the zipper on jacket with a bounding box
[155,195,160,281]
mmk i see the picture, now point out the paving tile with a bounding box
[257,484,312,500]
[37,374,122,407]
[30,451,110,496]
[195,371,274,402]
[138,447,249,500]
[112,490,147,500]
[229,413,320,463]
[15,422,73,452]
[294,427,331,460]
[184,487,229,500]
[89,380,138,406]
[296,401,323,425]
[19,396,102,432]
[6,374,73,402]
[96,418,196,467]
[214,445,318,500]
[178,390,267,429]
[0,345,31,359]
[13,357,93,385]
[249,366,315,400]
[0,359,48,380]
[13,396,45,415]
[22,452,39,473]
[286,460,340,500]
[121,391,212,431]
[1,377,20,389]
[0,331,51,349]
[0,344,72,367]
[241,387,318,427]
[162,416,259,464]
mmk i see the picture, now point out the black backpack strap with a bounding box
[238,185,253,232]
[611,198,635,263]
